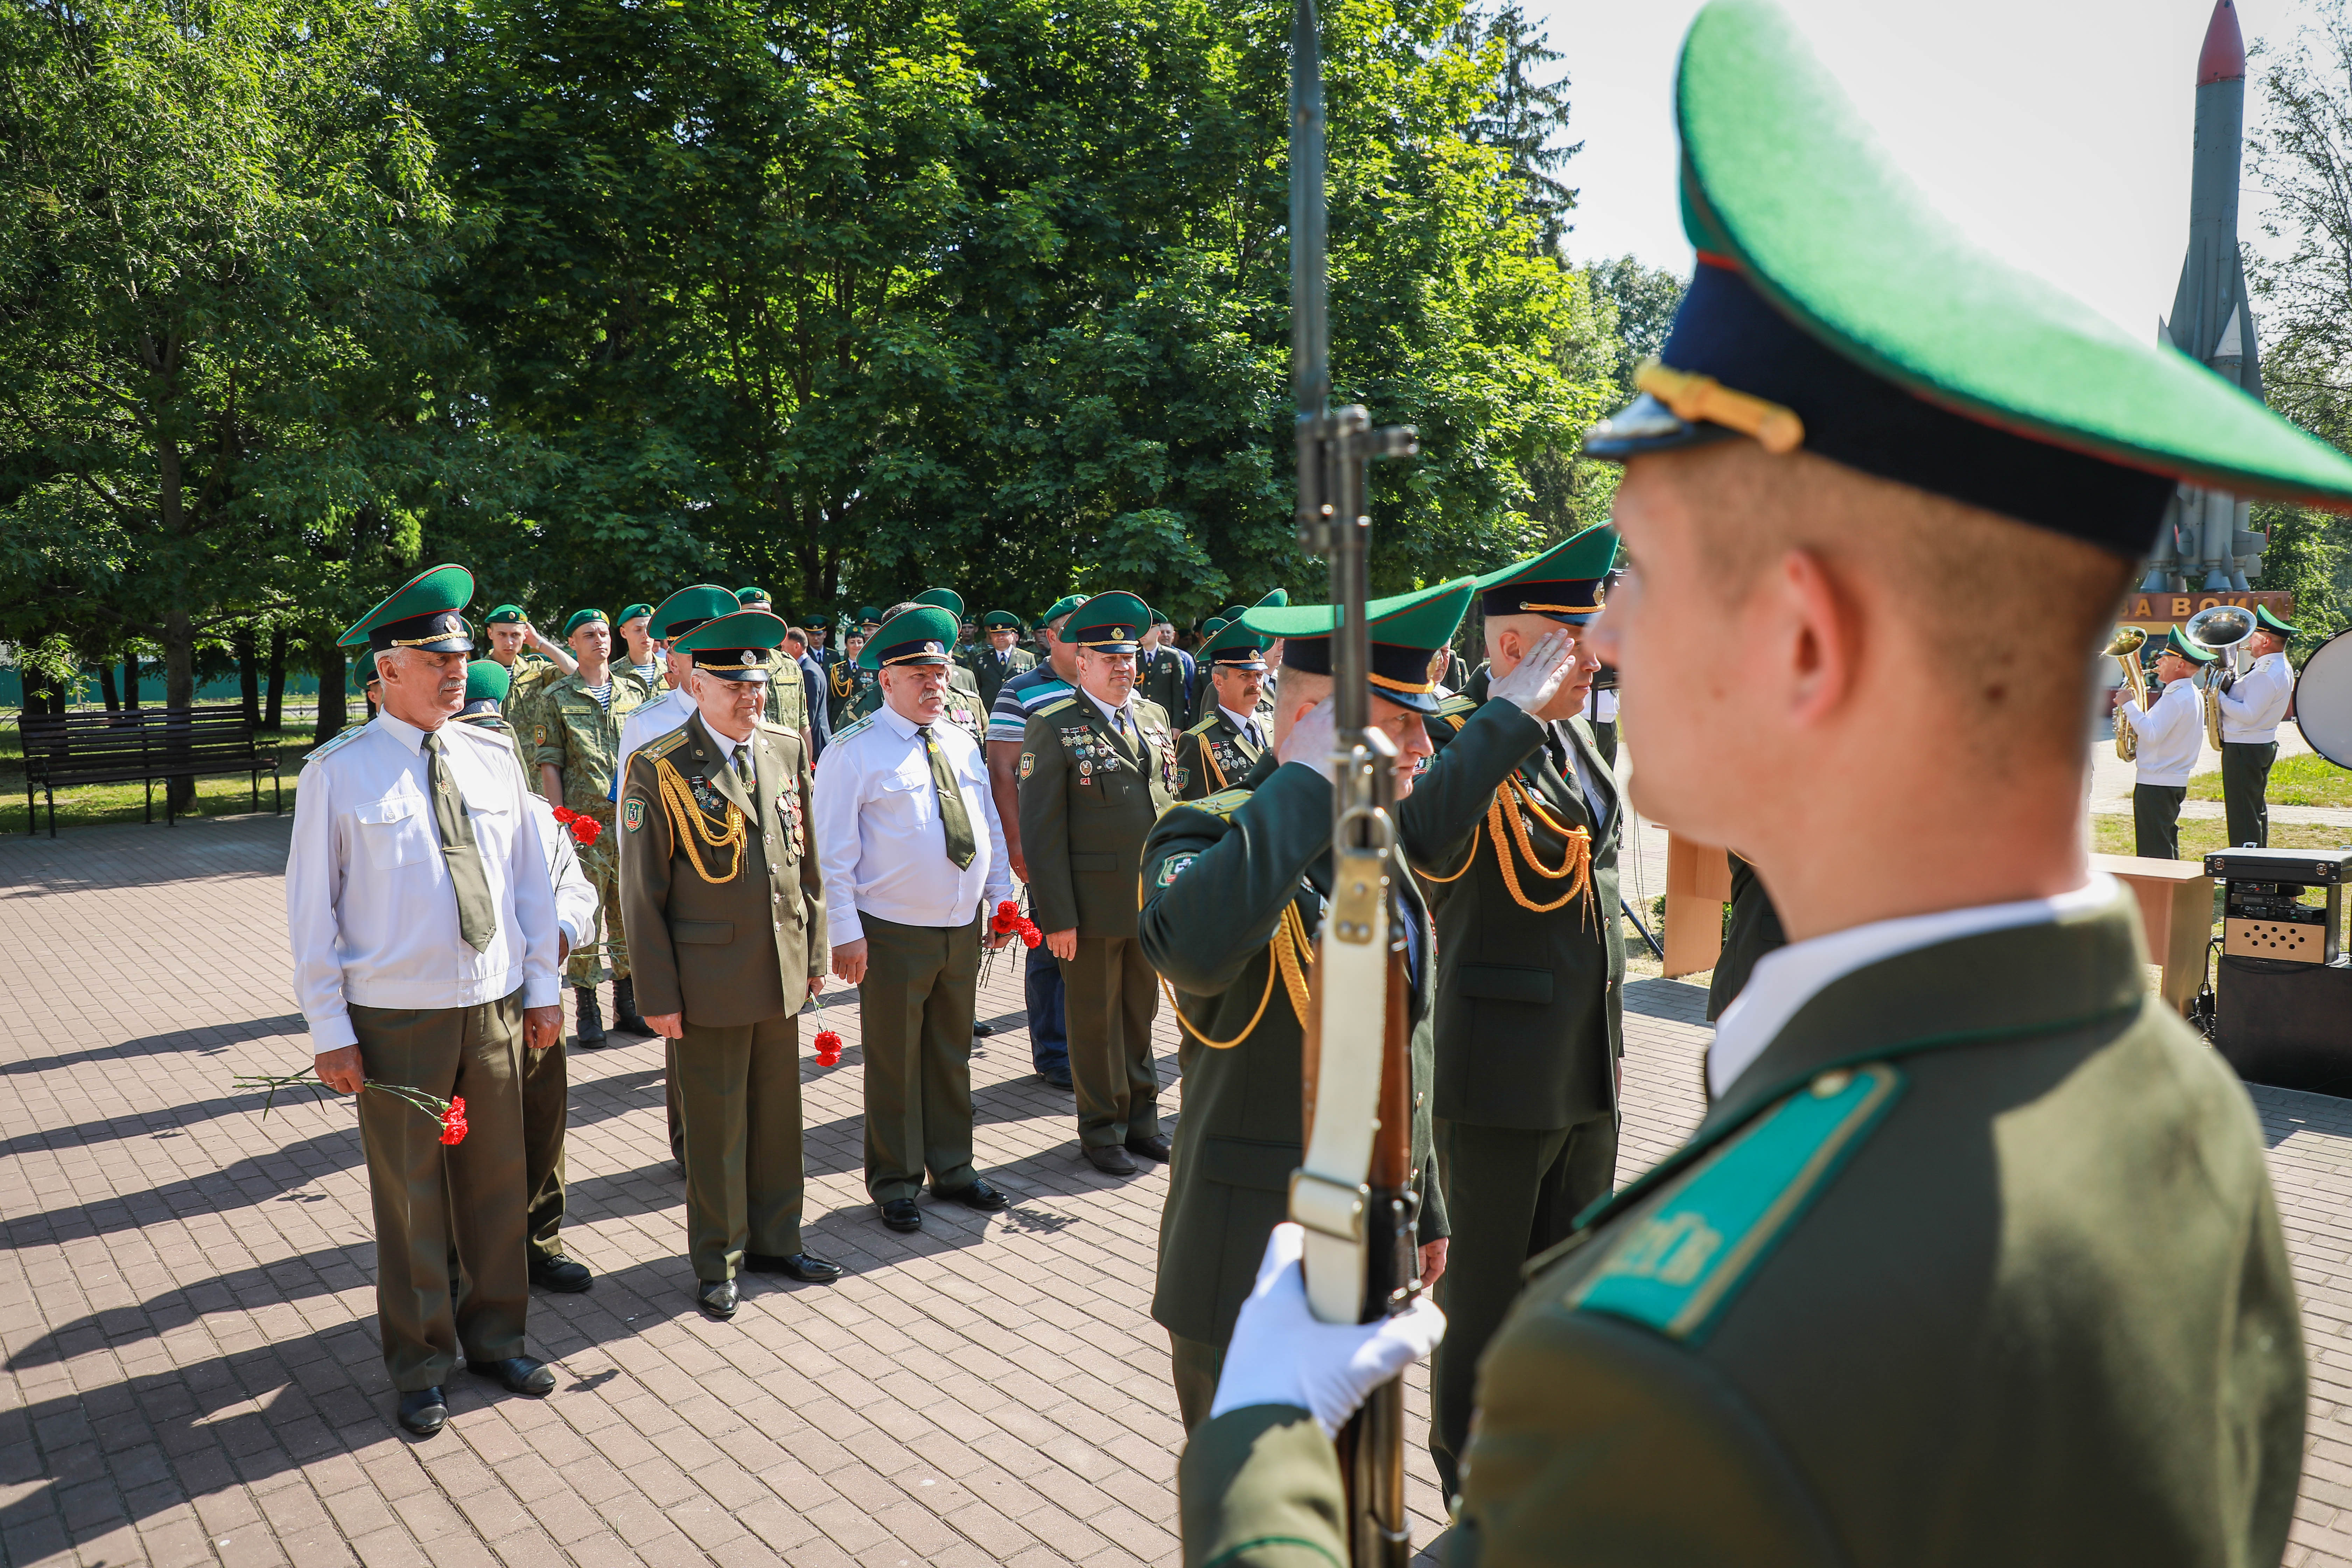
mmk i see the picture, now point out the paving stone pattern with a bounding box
[1,817,2349,1567]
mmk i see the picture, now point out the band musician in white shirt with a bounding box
[2213,604,2298,848]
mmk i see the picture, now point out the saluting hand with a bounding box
[1489,629,1579,714]
[1273,697,1338,780]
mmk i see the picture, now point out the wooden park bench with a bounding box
[20,705,282,836]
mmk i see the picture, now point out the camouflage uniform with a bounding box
[531,668,652,985]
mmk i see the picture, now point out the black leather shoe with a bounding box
[397,1387,447,1437]
[879,1199,922,1233]
[529,1255,592,1292]
[1085,1144,1138,1176]
[612,977,650,1036]
[467,1357,556,1396]
[972,1021,995,1037]
[1040,1071,1074,1090]
[696,1278,738,1318]
[573,986,606,1048]
[939,1178,1013,1212]
[1124,1133,1173,1163]
[744,1252,846,1283]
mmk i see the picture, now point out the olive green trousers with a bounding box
[522,1035,568,1265]
[1170,1332,1226,1434]
[678,1011,806,1280]
[349,992,528,1392]
[1061,935,1160,1150]
[2222,741,2277,849]
[1429,1114,1619,1503]
[860,911,983,1203]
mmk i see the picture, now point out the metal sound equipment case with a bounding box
[2205,848,2352,1096]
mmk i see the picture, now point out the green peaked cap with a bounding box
[337,564,474,651]
[1254,589,1289,609]
[1244,580,1476,714]
[1200,620,1269,668]
[1585,0,2352,546]
[673,609,786,682]
[2163,627,2218,665]
[1476,523,1621,625]
[1062,592,1151,652]
[650,585,740,641]
[463,659,511,706]
[915,587,965,617]
[859,604,960,670]
[981,610,1023,630]
[2257,604,2297,637]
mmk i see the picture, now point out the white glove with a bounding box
[1486,629,1579,715]
[1274,697,1339,783]
[1208,1222,1448,1437]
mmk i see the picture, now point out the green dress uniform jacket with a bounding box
[617,713,824,1024]
[971,644,1037,712]
[1138,754,1451,1354]
[1406,677,1624,1130]
[1178,891,2306,1568]
[826,657,870,730]
[1174,707,1265,801]
[1708,851,1788,1022]
[1016,693,1177,939]
[1140,646,1196,726]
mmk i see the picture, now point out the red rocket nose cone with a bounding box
[2198,0,2246,85]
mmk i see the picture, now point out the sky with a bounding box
[1527,0,2327,337]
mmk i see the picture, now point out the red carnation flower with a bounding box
[812,1029,843,1067]
[439,1096,468,1146]
[570,817,602,847]
[551,806,576,824]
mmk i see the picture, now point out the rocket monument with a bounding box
[2146,0,2266,591]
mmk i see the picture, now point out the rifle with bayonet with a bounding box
[1285,2,1420,1561]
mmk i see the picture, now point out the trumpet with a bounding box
[2184,604,2257,749]
[2106,626,2148,762]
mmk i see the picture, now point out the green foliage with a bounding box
[2252,502,2349,651]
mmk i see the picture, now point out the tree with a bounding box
[1450,2,1578,254]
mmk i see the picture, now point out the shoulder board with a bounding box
[1185,712,1222,737]
[642,727,691,762]
[831,714,877,745]
[303,722,373,767]
[757,717,791,735]
[1566,1064,1905,1345]
[1435,693,1477,720]
[1181,786,1252,821]
[1036,697,1078,718]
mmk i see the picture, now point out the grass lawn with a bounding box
[0,716,328,837]
[2185,751,2352,807]
[2090,813,2352,860]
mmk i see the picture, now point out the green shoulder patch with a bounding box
[1567,1063,1903,1345]
[831,714,876,746]
[623,797,647,833]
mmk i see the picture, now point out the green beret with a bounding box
[463,659,511,706]
[563,609,607,636]
[736,586,770,605]
[483,604,526,626]
[617,603,654,624]
[337,564,475,653]
[1042,594,1089,626]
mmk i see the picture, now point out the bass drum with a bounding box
[2294,628,2352,767]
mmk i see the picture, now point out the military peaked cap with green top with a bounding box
[1479,523,1620,625]
[338,564,475,653]
[858,604,959,669]
[981,609,1023,631]
[915,587,965,617]
[736,585,770,606]
[483,604,526,627]
[672,609,785,681]
[1200,621,1269,671]
[1244,580,1477,714]
[563,609,607,636]
[1254,589,1289,610]
[2258,605,2297,637]
[857,604,881,625]
[2163,628,2219,665]
[1061,592,1151,654]
[650,585,738,643]
[1582,0,2352,555]
[461,658,511,716]
[1216,603,1251,624]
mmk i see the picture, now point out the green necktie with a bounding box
[731,742,753,790]
[423,731,497,952]
[919,725,976,870]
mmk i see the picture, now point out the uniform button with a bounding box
[1414,1092,1424,1110]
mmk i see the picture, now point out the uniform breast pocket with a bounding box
[353,796,434,870]
[879,771,933,824]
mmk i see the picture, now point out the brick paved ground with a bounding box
[2,814,2352,1567]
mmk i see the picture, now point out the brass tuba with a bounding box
[2185,604,2257,750]
[2106,626,2148,762]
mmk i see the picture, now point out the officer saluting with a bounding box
[1180,4,2328,1561]
[1403,521,1626,1502]
[286,566,565,1435]
[1172,622,1272,801]
[1018,590,1178,1173]
[2216,603,2297,847]
[619,609,846,1319]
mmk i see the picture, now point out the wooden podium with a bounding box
[1663,835,1732,980]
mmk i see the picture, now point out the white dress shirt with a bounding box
[1218,705,1266,750]
[617,685,696,781]
[2215,651,2292,744]
[527,796,600,949]
[814,701,1013,945]
[287,713,562,1050]
[2120,676,2204,786]
[1708,875,2119,1098]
